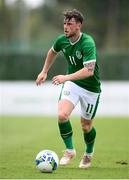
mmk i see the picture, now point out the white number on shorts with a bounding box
[86,104,93,114]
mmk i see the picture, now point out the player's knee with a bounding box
[82,124,91,132]
[81,119,92,133]
[58,111,69,122]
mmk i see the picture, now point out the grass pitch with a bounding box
[0,116,129,179]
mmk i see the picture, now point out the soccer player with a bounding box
[36,9,101,168]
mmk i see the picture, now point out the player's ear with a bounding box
[77,22,82,29]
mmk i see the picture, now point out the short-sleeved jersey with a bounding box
[52,33,101,93]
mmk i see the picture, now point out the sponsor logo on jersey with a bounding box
[76,51,82,59]
[63,90,70,96]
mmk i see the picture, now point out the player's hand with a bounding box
[36,71,47,85]
[52,75,67,85]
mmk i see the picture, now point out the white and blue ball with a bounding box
[35,150,59,173]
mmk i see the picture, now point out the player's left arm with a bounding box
[52,43,96,85]
[52,60,95,85]
[62,43,96,82]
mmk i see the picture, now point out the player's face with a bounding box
[64,18,81,38]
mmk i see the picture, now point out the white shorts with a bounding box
[59,81,100,120]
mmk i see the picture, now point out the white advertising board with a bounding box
[0,81,129,116]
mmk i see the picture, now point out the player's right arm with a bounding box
[36,48,57,85]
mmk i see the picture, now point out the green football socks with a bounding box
[83,127,96,154]
[58,120,74,150]
[58,121,96,153]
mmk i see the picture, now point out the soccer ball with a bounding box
[35,150,59,173]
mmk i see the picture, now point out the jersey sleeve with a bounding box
[82,39,96,65]
[52,35,63,53]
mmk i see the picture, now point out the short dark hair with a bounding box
[63,9,84,24]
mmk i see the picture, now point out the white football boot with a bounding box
[79,152,93,168]
[59,149,76,165]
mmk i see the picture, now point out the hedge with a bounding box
[0,51,128,80]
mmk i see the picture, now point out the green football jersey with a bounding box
[52,33,101,93]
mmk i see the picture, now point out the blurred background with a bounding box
[0,0,129,116]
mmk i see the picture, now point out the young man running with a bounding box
[36,9,101,168]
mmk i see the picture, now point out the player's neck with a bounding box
[69,32,82,44]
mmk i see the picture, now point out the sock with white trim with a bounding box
[58,120,74,149]
[83,127,96,154]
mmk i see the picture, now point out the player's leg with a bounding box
[79,118,96,168]
[58,81,79,165]
[81,118,95,154]
[58,99,74,150]
[58,99,76,165]
[79,90,100,168]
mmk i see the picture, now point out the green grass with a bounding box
[0,116,129,179]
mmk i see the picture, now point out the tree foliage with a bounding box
[0,0,129,80]
[0,0,129,51]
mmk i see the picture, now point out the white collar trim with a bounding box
[69,32,82,45]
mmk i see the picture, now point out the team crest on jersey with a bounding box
[76,51,82,59]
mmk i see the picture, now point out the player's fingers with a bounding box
[36,80,40,86]
[52,76,61,85]
[52,79,59,85]
[36,79,39,85]
[52,76,57,81]
[36,77,43,86]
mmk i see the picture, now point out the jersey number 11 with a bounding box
[69,56,76,66]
